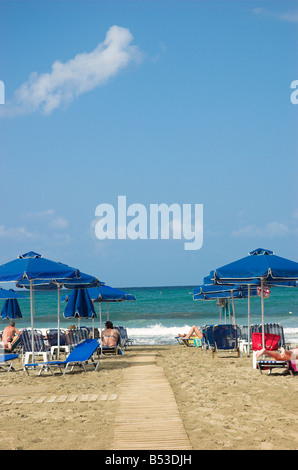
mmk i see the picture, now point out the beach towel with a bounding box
[252,333,280,351]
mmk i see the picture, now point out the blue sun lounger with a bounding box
[24,339,100,376]
[212,324,240,358]
[0,353,19,372]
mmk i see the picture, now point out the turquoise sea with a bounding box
[1,285,298,345]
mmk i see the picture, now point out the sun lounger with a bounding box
[0,353,19,372]
[175,335,197,347]
[117,326,133,349]
[46,328,69,358]
[201,325,215,351]
[21,329,51,363]
[257,358,298,376]
[192,337,203,348]
[24,339,100,376]
[212,324,240,358]
[65,327,90,352]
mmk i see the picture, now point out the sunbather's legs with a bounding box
[0,340,11,351]
[184,325,203,339]
[256,347,298,360]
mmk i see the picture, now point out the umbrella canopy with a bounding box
[211,248,298,349]
[0,288,26,299]
[193,283,259,300]
[16,271,102,290]
[64,288,96,319]
[193,283,259,325]
[0,251,81,282]
[1,299,23,320]
[212,248,298,283]
[87,285,136,302]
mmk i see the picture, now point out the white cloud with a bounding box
[50,217,69,230]
[24,209,55,219]
[253,8,298,24]
[1,25,143,117]
[0,225,34,240]
[23,209,69,230]
[232,222,290,238]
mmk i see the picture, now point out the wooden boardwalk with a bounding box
[113,353,192,450]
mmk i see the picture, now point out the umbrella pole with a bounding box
[231,291,236,325]
[247,285,251,357]
[30,279,34,362]
[261,278,265,349]
[57,284,61,360]
[228,299,231,323]
[92,301,95,339]
[107,302,109,321]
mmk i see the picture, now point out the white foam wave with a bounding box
[127,323,192,345]
[126,323,298,346]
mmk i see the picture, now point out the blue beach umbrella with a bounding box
[0,251,80,282]
[88,285,136,303]
[213,248,298,283]
[0,288,26,320]
[1,299,23,320]
[87,285,136,339]
[64,288,96,320]
[193,283,259,324]
[17,271,102,357]
[0,252,81,358]
[212,248,298,348]
[0,288,26,299]
[63,289,96,338]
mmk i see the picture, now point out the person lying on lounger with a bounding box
[256,347,298,361]
[177,325,203,340]
[1,321,20,351]
[101,321,119,347]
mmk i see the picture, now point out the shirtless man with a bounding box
[101,321,119,347]
[0,321,20,351]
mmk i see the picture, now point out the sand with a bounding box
[0,345,297,450]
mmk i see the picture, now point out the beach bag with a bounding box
[252,332,280,351]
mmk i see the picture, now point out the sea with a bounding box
[2,285,298,345]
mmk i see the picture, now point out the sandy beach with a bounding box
[0,345,297,451]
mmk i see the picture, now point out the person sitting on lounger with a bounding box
[101,321,119,347]
[256,347,298,361]
[1,321,20,351]
[177,325,203,340]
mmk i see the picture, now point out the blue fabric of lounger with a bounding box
[0,353,18,372]
[24,339,100,375]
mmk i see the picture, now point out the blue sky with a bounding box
[0,1,297,287]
